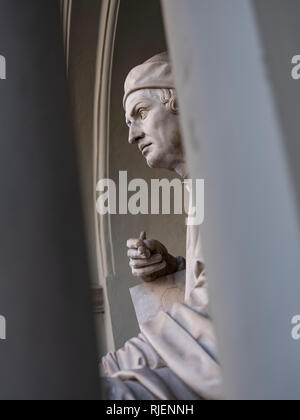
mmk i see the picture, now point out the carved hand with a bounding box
[127,231,185,282]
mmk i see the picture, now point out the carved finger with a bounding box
[132,261,167,277]
[143,239,168,256]
[138,246,151,259]
[137,231,151,258]
[127,238,144,249]
[130,254,163,269]
[128,249,148,259]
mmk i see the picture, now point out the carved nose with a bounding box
[129,126,145,145]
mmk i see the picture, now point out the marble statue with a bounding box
[101,53,223,400]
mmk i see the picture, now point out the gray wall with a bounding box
[67,0,108,357]
[68,0,101,289]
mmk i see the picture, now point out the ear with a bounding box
[169,97,179,115]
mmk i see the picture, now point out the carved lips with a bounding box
[140,143,152,155]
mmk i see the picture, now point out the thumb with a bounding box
[139,231,147,241]
[138,231,151,258]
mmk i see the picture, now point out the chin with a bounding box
[145,151,168,169]
[146,160,156,169]
[146,156,161,169]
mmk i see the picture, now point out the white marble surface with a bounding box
[130,270,186,326]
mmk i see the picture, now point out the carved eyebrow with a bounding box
[129,101,150,118]
[126,101,151,127]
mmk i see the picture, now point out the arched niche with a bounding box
[62,0,186,352]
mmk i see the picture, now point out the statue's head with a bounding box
[124,52,185,172]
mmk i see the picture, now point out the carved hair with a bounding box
[142,88,179,115]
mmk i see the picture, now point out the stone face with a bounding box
[125,89,184,174]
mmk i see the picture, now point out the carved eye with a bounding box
[139,109,148,120]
